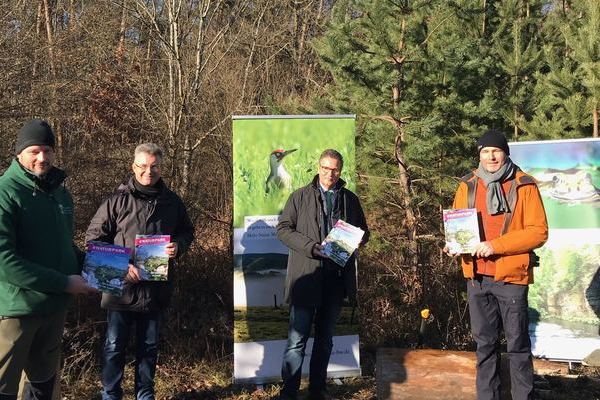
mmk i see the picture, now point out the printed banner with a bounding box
[232,115,360,383]
[510,138,600,361]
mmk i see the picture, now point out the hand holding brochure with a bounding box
[321,220,365,267]
[443,208,481,254]
[134,235,171,281]
[82,241,131,295]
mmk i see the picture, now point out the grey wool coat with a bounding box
[277,175,369,307]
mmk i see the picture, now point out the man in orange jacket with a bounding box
[445,130,548,400]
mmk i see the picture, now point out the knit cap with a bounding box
[476,130,510,155]
[15,119,56,155]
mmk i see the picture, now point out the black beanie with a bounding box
[15,119,56,155]
[476,129,510,155]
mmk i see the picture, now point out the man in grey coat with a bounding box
[275,149,369,400]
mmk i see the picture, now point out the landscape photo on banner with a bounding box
[232,115,361,383]
[510,138,600,361]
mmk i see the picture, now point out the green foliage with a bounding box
[530,244,600,324]
[311,0,600,350]
[526,0,600,139]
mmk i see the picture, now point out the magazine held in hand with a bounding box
[82,241,131,295]
[321,219,365,267]
[443,208,481,254]
[134,235,171,281]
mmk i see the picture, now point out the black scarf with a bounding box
[132,177,164,200]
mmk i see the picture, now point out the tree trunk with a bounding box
[33,1,43,77]
[481,0,487,35]
[593,107,599,138]
[42,0,56,77]
[116,0,127,59]
[42,0,61,160]
[394,130,422,298]
[513,106,519,140]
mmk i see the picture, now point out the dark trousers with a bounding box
[102,310,161,400]
[467,276,533,400]
[280,299,342,398]
[0,312,66,400]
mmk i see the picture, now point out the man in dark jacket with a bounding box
[86,143,194,400]
[0,119,93,400]
[275,149,369,400]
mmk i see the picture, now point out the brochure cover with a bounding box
[82,241,131,295]
[321,220,365,267]
[443,208,481,254]
[134,235,171,281]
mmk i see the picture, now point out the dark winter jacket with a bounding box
[277,176,369,306]
[0,159,80,317]
[85,177,194,312]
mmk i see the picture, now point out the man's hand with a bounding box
[472,241,495,258]
[124,264,142,283]
[65,275,98,294]
[165,242,178,258]
[442,245,460,258]
[312,243,328,258]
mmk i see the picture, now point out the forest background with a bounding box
[0,0,598,398]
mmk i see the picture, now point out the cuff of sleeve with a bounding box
[304,242,317,258]
[490,239,503,255]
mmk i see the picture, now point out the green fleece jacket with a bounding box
[0,159,80,316]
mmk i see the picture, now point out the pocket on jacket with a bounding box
[498,253,530,281]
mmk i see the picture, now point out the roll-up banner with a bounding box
[510,138,600,361]
[232,115,360,383]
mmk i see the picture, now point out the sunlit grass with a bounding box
[233,117,356,228]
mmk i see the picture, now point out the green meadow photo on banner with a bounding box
[232,115,361,383]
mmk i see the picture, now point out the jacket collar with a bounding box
[7,158,67,192]
[463,168,535,187]
[310,174,346,191]
[122,176,168,200]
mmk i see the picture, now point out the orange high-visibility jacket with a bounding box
[452,170,548,285]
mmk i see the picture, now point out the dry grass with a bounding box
[61,357,377,400]
[59,358,600,400]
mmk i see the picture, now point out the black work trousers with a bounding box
[467,276,534,400]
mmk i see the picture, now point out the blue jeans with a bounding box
[102,310,161,400]
[467,276,533,400]
[280,300,342,398]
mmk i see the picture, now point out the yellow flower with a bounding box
[420,309,430,319]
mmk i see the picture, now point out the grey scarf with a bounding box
[475,158,516,215]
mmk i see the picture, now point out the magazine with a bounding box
[82,241,131,295]
[443,208,481,254]
[134,235,171,281]
[321,220,365,267]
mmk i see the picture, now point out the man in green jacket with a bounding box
[0,119,94,400]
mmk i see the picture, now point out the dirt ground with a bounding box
[62,361,600,400]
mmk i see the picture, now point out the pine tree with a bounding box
[487,0,545,140]
[564,0,600,137]
[526,0,599,138]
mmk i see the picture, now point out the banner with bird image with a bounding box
[232,115,361,383]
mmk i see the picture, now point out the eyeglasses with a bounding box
[134,163,161,172]
[319,164,341,174]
